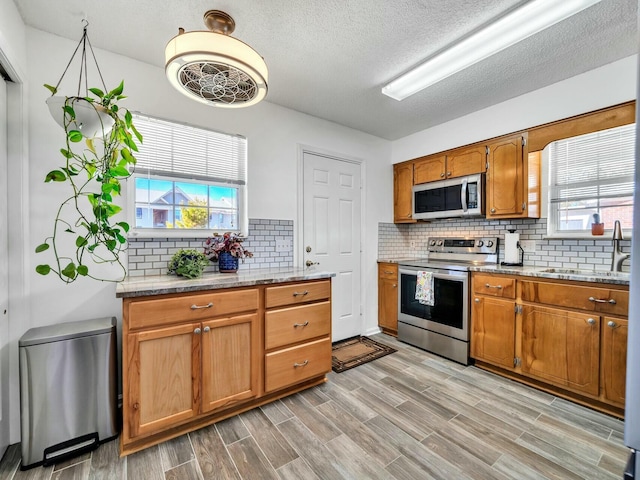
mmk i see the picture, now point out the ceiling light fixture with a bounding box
[165,10,268,108]
[382,0,603,101]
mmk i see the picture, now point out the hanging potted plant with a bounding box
[34,23,142,283]
[203,232,253,273]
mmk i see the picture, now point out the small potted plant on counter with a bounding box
[203,232,253,273]
[167,249,210,279]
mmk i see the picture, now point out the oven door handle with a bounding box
[461,178,468,212]
[399,268,467,282]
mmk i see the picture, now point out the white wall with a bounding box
[392,55,638,166]
[14,27,392,440]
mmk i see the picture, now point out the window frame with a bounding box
[126,114,248,238]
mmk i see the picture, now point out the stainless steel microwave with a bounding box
[412,173,485,220]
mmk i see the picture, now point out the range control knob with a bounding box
[476,240,484,247]
[486,240,494,247]
[429,239,437,246]
[436,240,444,246]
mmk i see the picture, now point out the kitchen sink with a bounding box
[536,268,629,278]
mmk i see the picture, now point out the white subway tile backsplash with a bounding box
[378,217,630,272]
[128,218,294,276]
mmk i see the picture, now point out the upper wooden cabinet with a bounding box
[413,145,486,185]
[393,162,415,223]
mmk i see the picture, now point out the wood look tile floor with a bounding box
[0,334,629,480]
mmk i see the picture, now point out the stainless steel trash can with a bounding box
[19,317,119,469]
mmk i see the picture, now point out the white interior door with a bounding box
[303,151,362,342]
[0,74,9,454]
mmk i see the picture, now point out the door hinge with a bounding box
[522,202,526,211]
[522,137,526,147]
[513,357,522,367]
[515,305,523,314]
[485,160,489,170]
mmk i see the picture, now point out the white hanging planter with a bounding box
[46,96,115,139]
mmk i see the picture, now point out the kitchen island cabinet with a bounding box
[118,270,333,455]
[470,271,628,418]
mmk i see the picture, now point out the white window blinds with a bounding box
[549,123,635,205]
[132,114,247,185]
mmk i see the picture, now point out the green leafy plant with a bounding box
[35,81,142,283]
[167,249,210,279]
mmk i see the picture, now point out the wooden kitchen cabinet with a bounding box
[471,273,516,369]
[521,304,600,397]
[413,145,486,185]
[601,317,628,406]
[394,162,415,223]
[378,263,398,336]
[471,272,628,418]
[121,278,332,455]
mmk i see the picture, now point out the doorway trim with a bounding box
[297,144,366,337]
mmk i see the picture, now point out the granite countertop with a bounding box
[116,267,335,298]
[378,258,630,286]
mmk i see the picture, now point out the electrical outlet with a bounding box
[275,237,292,252]
[410,241,416,248]
[519,240,535,252]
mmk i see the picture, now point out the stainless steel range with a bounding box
[397,236,498,365]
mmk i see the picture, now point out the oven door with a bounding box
[398,266,469,341]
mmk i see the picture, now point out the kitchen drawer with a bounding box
[520,280,628,316]
[472,274,516,298]
[265,337,331,392]
[378,263,398,281]
[128,288,259,330]
[265,280,330,308]
[265,301,331,350]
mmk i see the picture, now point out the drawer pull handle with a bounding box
[294,360,309,368]
[294,321,309,328]
[293,290,309,297]
[586,318,596,325]
[383,270,394,274]
[608,321,617,328]
[588,296,616,305]
[191,302,214,310]
[485,283,503,289]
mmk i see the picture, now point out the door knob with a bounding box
[306,260,319,267]
[306,246,312,253]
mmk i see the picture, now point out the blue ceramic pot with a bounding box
[218,251,239,273]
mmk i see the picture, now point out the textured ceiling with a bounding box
[13,0,638,140]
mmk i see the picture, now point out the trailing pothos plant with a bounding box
[35,81,142,283]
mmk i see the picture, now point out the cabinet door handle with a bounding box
[393,284,397,288]
[607,321,617,328]
[191,302,213,310]
[490,208,496,213]
[293,321,309,328]
[586,318,596,325]
[293,290,309,297]
[293,360,309,368]
[446,171,451,177]
[485,283,503,289]
[440,172,445,178]
[194,327,202,334]
[474,298,480,303]
[203,326,210,333]
[588,296,616,305]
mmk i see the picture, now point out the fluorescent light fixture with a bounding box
[382,0,603,101]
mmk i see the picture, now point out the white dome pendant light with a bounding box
[165,10,268,108]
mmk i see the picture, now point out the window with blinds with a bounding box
[548,123,635,234]
[130,114,247,234]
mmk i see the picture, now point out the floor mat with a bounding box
[331,336,397,373]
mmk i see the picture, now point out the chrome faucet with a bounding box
[611,220,630,272]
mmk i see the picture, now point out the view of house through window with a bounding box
[130,114,247,234]
[548,123,635,235]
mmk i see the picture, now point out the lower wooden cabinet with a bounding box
[601,317,628,406]
[471,296,515,370]
[378,263,398,336]
[521,305,600,397]
[122,278,332,455]
[470,272,628,417]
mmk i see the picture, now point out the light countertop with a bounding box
[116,267,335,298]
[378,259,630,286]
